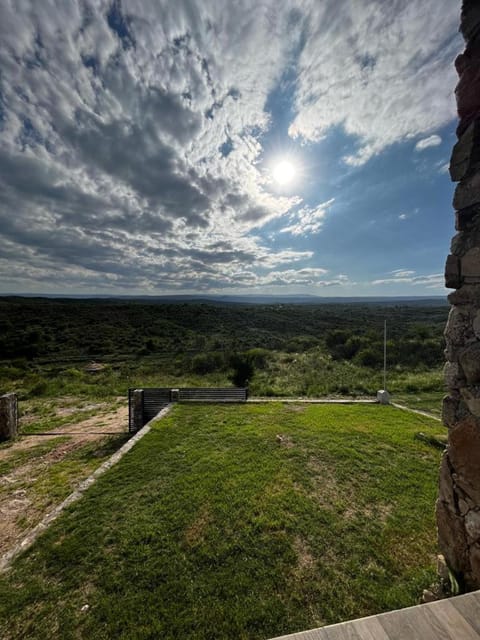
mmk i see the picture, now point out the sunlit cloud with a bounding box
[0,0,460,295]
[415,135,442,151]
[289,1,458,165]
[280,199,335,237]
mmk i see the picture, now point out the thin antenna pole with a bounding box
[383,319,387,390]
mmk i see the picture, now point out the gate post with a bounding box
[0,393,18,441]
[131,389,144,433]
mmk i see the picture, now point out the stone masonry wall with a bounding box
[437,0,480,591]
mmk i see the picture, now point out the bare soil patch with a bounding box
[0,405,128,559]
[184,504,212,547]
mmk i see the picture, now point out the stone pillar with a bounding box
[0,393,18,441]
[437,0,480,591]
[131,389,144,433]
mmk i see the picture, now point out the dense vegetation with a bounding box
[0,297,448,362]
[0,297,449,414]
[0,403,444,639]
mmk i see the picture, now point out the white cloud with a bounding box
[390,269,416,277]
[415,135,442,151]
[289,0,460,165]
[0,0,461,293]
[280,198,334,236]
[0,0,312,292]
[437,161,450,174]
[372,271,444,288]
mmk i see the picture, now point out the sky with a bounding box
[0,0,464,297]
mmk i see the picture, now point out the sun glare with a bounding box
[273,160,296,186]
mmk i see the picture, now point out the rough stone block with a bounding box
[462,246,480,282]
[444,306,472,348]
[455,204,480,230]
[459,342,480,384]
[444,361,465,389]
[451,232,467,256]
[0,393,18,441]
[436,499,469,576]
[454,172,480,211]
[445,254,462,288]
[438,453,456,511]
[456,52,468,77]
[442,394,457,427]
[459,498,471,516]
[465,509,480,543]
[450,120,480,181]
[448,283,480,305]
[449,415,480,504]
[456,481,479,511]
[451,226,480,257]
[473,310,480,337]
[468,543,480,590]
[460,386,480,417]
[442,394,470,428]
[456,57,480,121]
[460,3,480,43]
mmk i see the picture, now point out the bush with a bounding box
[355,348,383,368]
[191,352,225,374]
[228,353,255,387]
[285,336,319,353]
[244,348,270,369]
[65,368,83,378]
[27,379,49,397]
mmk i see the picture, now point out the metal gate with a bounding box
[128,386,248,432]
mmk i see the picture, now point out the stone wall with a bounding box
[437,0,480,591]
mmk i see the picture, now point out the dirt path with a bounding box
[0,405,129,559]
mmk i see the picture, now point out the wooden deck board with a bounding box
[452,594,480,635]
[270,591,480,640]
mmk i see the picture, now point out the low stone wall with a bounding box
[438,0,480,591]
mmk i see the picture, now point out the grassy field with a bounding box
[2,350,445,426]
[0,403,444,640]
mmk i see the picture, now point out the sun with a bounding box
[273,160,296,186]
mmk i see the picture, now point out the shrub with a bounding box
[228,353,255,387]
[244,348,270,369]
[27,379,49,397]
[191,352,225,374]
[355,348,383,368]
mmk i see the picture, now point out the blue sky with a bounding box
[0,0,463,296]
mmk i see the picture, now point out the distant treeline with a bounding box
[0,296,448,369]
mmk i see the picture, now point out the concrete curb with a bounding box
[247,397,377,404]
[0,404,172,573]
[391,402,442,422]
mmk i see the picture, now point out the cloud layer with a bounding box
[0,0,460,294]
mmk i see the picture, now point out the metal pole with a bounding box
[383,319,387,390]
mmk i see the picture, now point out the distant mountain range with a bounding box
[0,293,449,306]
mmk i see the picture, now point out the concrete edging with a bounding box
[391,402,442,422]
[0,404,172,573]
[247,397,377,404]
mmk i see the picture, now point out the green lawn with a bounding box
[0,403,444,640]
